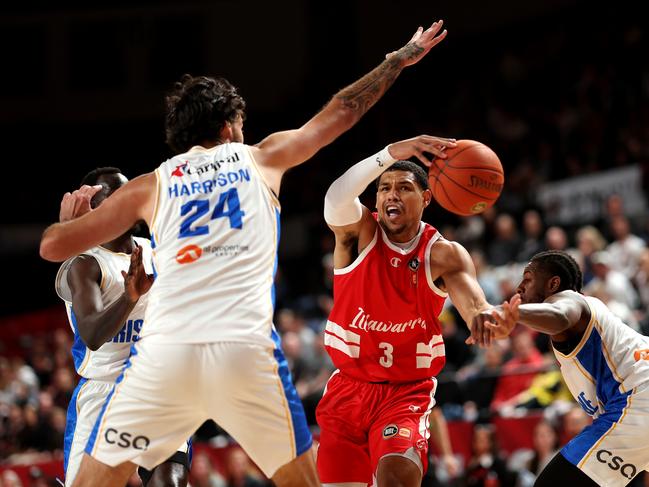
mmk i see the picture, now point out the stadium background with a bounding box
[1,0,648,485]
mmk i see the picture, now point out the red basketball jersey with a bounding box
[325,220,447,383]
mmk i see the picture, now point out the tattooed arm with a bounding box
[251,20,447,195]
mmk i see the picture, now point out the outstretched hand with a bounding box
[386,20,448,67]
[121,245,154,303]
[485,294,521,339]
[59,185,103,222]
[466,307,496,348]
[387,135,457,166]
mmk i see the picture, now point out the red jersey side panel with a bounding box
[325,222,448,382]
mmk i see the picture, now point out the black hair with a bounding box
[165,74,246,153]
[374,160,429,191]
[530,250,583,292]
[80,167,122,187]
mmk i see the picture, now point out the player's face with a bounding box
[376,170,430,237]
[229,112,244,143]
[516,263,547,304]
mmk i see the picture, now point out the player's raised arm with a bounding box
[40,173,156,262]
[252,21,448,187]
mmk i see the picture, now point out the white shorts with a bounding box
[64,378,190,486]
[562,381,649,486]
[85,337,312,477]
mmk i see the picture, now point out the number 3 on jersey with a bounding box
[379,342,393,368]
[179,188,245,238]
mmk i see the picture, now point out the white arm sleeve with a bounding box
[324,146,398,226]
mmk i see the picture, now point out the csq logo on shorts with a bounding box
[382,424,398,439]
[105,428,150,451]
[596,449,637,479]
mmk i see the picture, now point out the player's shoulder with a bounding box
[429,237,469,265]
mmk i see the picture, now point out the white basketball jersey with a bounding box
[55,237,152,382]
[553,292,649,417]
[143,143,279,347]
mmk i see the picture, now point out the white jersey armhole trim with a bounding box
[244,145,281,209]
[552,295,595,359]
[424,232,448,297]
[334,229,379,275]
[149,168,162,245]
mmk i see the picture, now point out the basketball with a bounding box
[428,139,504,216]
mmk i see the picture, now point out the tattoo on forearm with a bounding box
[336,42,425,114]
[336,56,402,114]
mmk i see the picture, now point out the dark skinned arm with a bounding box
[515,291,588,336]
[67,245,153,350]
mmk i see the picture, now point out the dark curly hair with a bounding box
[165,74,246,153]
[531,250,583,292]
[374,160,430,191]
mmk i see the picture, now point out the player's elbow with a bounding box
[39,237,64,262]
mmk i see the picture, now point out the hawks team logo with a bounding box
[176,245,202,264]
[382,424,398,439]
[171,161,189,177]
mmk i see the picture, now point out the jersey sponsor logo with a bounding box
[398,427,411,438]
[176,245,203,264]
[170,152,241,178]
[110,319,143,343]
[577,391,598,416]
[202,244,249,257]
[104,428,150,450]
[382,424,398,439]
[171,161,189,177]
[390,257,401,268]
[633,349,649,361]
[349,306,427,334]
[596,449,637,479]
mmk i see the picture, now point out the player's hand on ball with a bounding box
[387,135,457,166]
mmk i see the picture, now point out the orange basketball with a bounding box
[428,139,504,216]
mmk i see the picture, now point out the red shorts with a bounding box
[316,371,437,484]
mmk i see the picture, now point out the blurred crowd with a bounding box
[2,9,649,487]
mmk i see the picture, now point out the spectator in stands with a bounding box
[191,451,227,487]
[516,210,545,263]
[508,420,560,487]
[463,424,517,487]
[223,447,269,487]
[575,225,607,286]
[0,469,24,487]
[460,341,507,423]
[606,215,647,279]
[487,213,521,266]
[559,406,591,446]
[490,330,545,415]
[507,370,572,412]
[585,250,640,311]
[544,226,568,252]
[470,249,503,306]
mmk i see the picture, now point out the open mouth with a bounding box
[385,205,402,220]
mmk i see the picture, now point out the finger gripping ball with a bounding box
[428,139,504,216]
